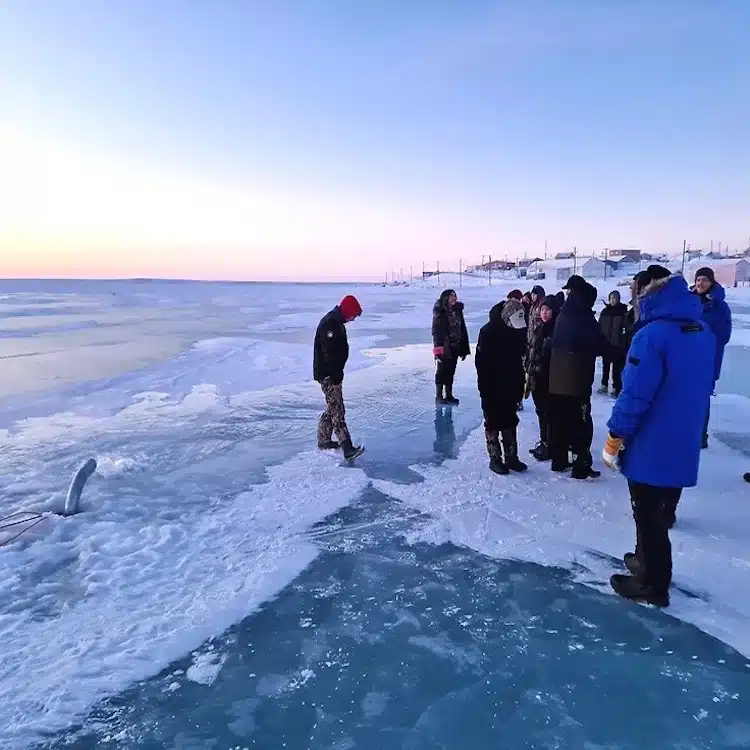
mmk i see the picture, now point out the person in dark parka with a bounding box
[432,289,471,405]
[525,294,562,460]
[603,267,715,607]
[598,290,629,396]
[313,295,363,459]
[548,277,604,478]
[692,267,732,448]
[475,299,528,474]
[526,284,547,349]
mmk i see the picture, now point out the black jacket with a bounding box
[526,316,557,394]
[475,303,527,406]
[313,306,349,384]
[432,293,470,358]
[599,302,628,351]
[549,289,605,398]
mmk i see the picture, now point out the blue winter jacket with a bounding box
[697,281,732,382]
[607,275,715,488]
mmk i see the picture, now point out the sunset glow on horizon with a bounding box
[0,2,748,281]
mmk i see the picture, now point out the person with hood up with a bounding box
[692,267,732,448]
[432,289,471,405]
[598,290,629,396]
[525,294,562,461]
[603,266,715,607]
[526,285,547,349]
[475,299,529,475]
[313,295,364,461]
[548,276,604,479]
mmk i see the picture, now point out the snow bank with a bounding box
[0,447,368,747]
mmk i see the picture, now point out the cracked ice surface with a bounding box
[1,279,750,749]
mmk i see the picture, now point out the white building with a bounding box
[526,259,575,281]
[578,257,608,279]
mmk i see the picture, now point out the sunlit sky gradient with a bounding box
[0,1,748,281]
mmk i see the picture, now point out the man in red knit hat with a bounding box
[313,295,364,461]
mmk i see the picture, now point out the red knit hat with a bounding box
[339,295,362,320]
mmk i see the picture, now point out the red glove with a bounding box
[433,346,445,358]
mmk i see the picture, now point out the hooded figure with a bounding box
[525,294,562,461]
[432,289,471,405]
[603,267,715,608]
[547,281,605,478]
[313,295,364,460]
[475,299,528,475]
[526,284,547,348]
[598,289,629,396]
[692,266,732,448]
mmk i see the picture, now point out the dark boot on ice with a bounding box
[444,387,460,406]
[571,458,601,480]
[435,384,447,405]
[318,440,340,450]
[551,459,572,472]
[530,441,550,461]
[486,429,508,475]
[340,439,364,462]
[610,573,669,608]
[623,552,643,577]
[502,429,528,473]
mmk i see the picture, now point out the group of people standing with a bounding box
[314,264,732,607]
[429,265,732,607]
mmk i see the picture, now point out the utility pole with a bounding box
[437,260,440,286]
[573,247,577,275]
[459,258,463,288]
[488,255,492,286]
[681,239,687,275]
[544,239,548,260]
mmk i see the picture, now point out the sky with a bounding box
[0,0,748,281]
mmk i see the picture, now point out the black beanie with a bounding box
[636,264,671,293]
[695,266,715,284]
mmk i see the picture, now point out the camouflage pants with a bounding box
[318,379,351,446]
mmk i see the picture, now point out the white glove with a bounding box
[602,434,624,471]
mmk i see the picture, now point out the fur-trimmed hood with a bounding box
[638,273,703,324]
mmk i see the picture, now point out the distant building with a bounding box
[579,257,608,279]
[605,248,641,262]
[555,251,576,260]
[515,257,543,277]
[526,259,575,281]
[605,254,639,271]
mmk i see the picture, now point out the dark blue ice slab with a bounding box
[40,490,750,750]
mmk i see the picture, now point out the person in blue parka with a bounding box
[692,266,732,448]
[602,266,715,608]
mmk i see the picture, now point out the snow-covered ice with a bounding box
[1,277,750,749]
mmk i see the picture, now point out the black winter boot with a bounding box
[502,429,528,473]
[318,440,340,450]
[530,441,550,461]
[623,552,643,577]
[444,386,460,406]
[340,439,364,462]
[610,573,669,608]
[435,384,446,405]
[485,429,508,474]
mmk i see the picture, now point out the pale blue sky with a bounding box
[0,1,747,280]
